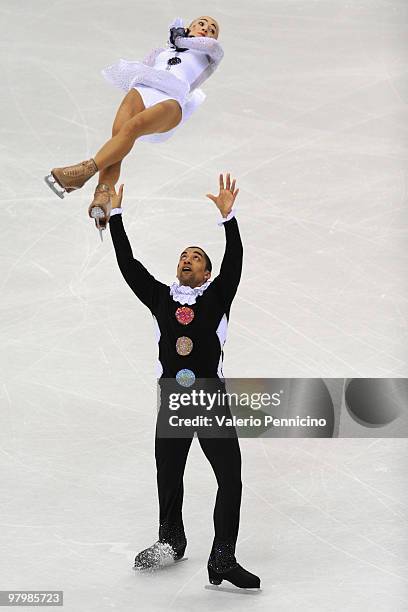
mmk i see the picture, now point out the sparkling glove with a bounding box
[169,27,189,51]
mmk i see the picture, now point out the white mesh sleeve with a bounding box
[173,37,224,92]
[142,47,165,67]
[174,36,224,64]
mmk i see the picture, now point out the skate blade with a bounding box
[205,584,262,595]
[96,222,104,242]
[91,207,106,242]
[44,173,66,199]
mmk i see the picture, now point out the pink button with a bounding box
[175,306,195,326]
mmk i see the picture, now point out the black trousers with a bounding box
[155,430,242,547]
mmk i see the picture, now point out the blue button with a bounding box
[176,369,196,387]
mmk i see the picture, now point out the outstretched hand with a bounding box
[206,173,239,218]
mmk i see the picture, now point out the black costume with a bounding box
[109,212,258,586]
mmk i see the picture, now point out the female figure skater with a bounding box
[44,16,223,238]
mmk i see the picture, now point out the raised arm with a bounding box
[109,186,166,311]
[174,35,224,64]
[215,216,243,307]
[207,174,243,308]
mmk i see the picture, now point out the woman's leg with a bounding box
[98,89,146,192]
[94,98,182,171]
[46,90,181,198]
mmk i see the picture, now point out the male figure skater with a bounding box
[109,173,260,589]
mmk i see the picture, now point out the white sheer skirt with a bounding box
[102,58,207,143]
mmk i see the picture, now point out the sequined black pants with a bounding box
[155,432,242,548]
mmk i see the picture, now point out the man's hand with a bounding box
[206,173,239,218]
[111,183,124,209]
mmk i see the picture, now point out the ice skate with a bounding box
[133,539,186,570]
[44,158,98,198]
[90,207,106,242]
[208,562,260,589]
[207,540,260,589]
[88,183,112,242]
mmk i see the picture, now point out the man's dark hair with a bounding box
[188,246,212,273]
[203,251,212,273]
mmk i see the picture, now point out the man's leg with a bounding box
[198,434,260,588]
[197,435,242,546]
[134,432,192,570]
[155,434,193,549]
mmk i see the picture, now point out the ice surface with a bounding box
[0,0,407,610]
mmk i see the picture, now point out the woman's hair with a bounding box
[188,16,219,33]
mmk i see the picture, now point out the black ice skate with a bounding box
[133,521,187,571]
[133,539,186,570]
[208,539,260,589]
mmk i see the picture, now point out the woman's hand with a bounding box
[206,173,239,218]
[169,27,188,51]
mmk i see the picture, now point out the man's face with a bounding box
[188,16,219,39]
[176,246,211,288]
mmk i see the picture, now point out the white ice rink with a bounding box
[1,0,407,610]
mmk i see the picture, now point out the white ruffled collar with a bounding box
[169,279,211,305]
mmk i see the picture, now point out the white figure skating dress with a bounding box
[101,18,224,142]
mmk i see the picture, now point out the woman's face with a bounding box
[188,16,219,39]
